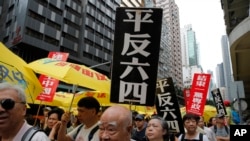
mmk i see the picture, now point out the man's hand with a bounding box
[61,111,71,125]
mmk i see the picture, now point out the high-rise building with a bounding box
[216,63,226,88]
[181,24,199,67]
[0,0,3,15]
[0,0,120,80]
[155,0,183,88]
[220,0,250,106]
[181,24,202,88]
[221,35,234,101]
[121,0,144,7]
[207,70,216,100]
[143,0,172,79]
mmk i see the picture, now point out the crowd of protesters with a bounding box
[2,82,250,141]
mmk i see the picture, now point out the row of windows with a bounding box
[65,5,81,17]
[62,32,78,43]
[28,10,61,30]
[82,50,106,63]
[25,27,59,46]
[85,15,114,41]
[48,3,63,15]
[64,18,80,30]
[84,38,112,55]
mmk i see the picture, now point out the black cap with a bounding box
[135,114,144,120]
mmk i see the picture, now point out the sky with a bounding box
[175,0,226,73]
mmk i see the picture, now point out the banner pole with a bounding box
[33,100,43,126]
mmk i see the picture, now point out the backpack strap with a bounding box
[180,133,185,141]
[73,124,84,140]
[199,133,203,141]
[21,127,41,141]
[214,125,229,134]
[214,125,217,133]
[88,125,99,141]
[224,125,229,134]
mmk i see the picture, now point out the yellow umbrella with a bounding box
[26,58,110,93]
[0,42,43,103]
[34,92,74,107]
[180,105,217,122]
[75,91,110,105]
[111,104,156,116]
[34,91,110,108]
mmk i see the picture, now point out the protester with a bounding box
[224,100,236,125]
[67,114,81,133]
[131,114,147,141]
[178,113,209,141]
[99,105,134,141]
[57,96,100,141]
[44,107,64,141]
[40,106,52,130]
[198,116,216,141]
[145,116,178,141]
[210,114,230,141]
[0,82,49,140]
[207,117,216,127]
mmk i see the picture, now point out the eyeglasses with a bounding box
[0,99,25,110]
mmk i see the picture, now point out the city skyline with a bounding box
[176,0,226,73]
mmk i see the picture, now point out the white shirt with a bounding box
[203,126,217,141]
[14,120,50,141]
[68,122,99,141]
[178,132,210,141]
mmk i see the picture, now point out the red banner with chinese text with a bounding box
[183,88,191,109]
[36,52,69,102]
[186,73,211,116]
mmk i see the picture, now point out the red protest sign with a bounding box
[36,52,69,102]
[187,73,211,116]
[183,88,191,109]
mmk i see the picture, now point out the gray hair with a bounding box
[0,82,27,103]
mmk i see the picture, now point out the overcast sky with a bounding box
[175,0,226,73]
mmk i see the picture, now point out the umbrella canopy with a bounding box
[26,58,110,93]
[0,42,43,103]
[75,91,110,105]
[180,105,217,122]
[34,91,110,108]
[34,92,74,107]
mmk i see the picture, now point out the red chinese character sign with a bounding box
[110,7,163,106]
[36,52,69,102]
[187,73,211,115]
[183,88,191,109]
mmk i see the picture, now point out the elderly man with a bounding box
[0,82,49,140]
[99,105,135,141]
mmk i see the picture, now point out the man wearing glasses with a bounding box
[0,82,49,140]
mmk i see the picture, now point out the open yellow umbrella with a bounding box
[75,91,110,105]
[26,58,110,93]
[0,42,43,103]
[34,92,74,107]
[34,91,110,108]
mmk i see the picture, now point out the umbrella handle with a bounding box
[68,85,77,111]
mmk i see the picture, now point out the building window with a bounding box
[25,27,43,40]
[44,35,59,46]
